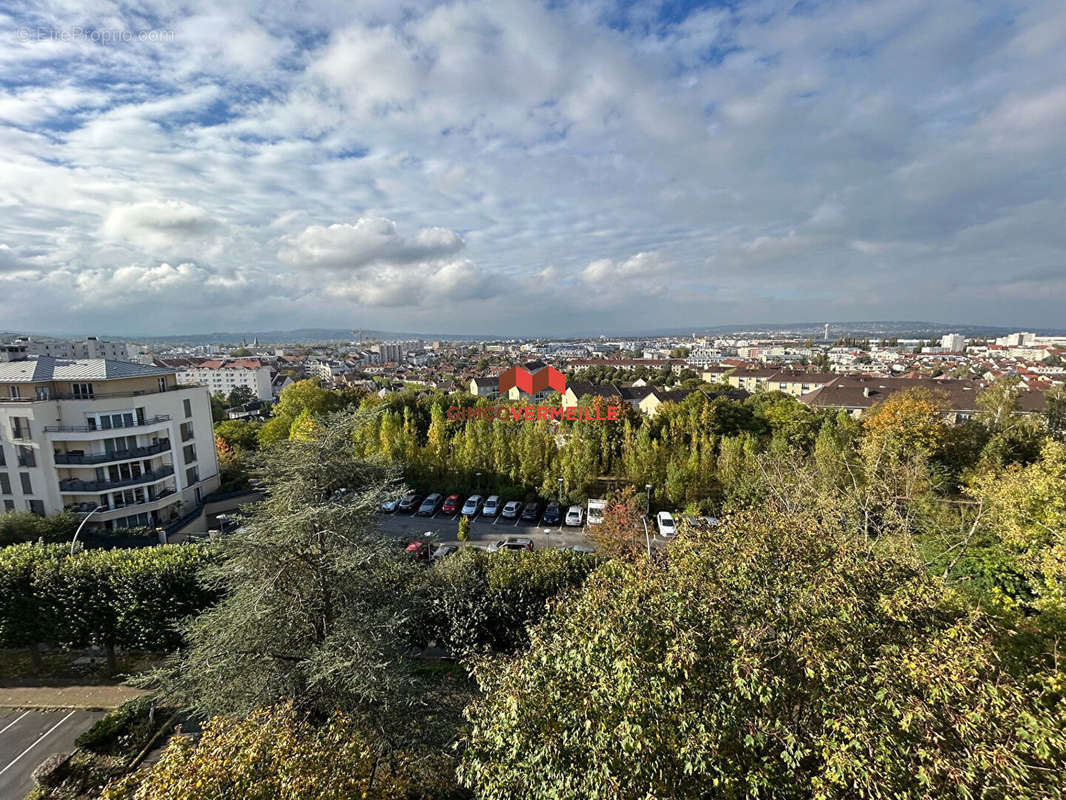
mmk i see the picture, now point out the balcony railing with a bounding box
[0,384,198,403]
[66,488,177,514]
[45,415,171,434]
[59,465,175,493]
[54,439,171,465]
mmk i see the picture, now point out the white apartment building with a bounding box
[0,349,219,530]
[14,335,133,360]
[173,359,274,402]
[373,340,424,363]
[940,333,966,352]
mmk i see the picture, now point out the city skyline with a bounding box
[2,1,1066,335]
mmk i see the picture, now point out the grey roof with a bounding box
[0,355,175,383]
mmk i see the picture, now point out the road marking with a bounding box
[513,518,521,527]
[0,711,29,737]
[492,516,500,526]
[0,710,77,778]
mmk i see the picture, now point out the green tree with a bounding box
[140,410,422,742]
[457,514,471,543]
[226,385,257,407]
[459,511,1066,799]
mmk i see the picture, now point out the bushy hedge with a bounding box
[418,547,599,656]
[0,542,219,663]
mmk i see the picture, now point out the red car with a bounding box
[441,494,462,515]
[405,541,430,560]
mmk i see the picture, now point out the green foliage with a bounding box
[0,542,218,659]
[226,385,256,407]
[0,510,80,546]
[457,515,471,543]
[459,512,1066,799]
[75,696,162,755]
[214,419,261,452]
[100,704,463,800]
[141,409,422,734]
[418,548,597,658]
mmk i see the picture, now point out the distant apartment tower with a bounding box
[168,359,274,402]
[373,340,424,363]
[0,349,219,530]
[940,333,965,353]
[823,323,830,341]
[995,332,1036,347]
[15,335,132,361]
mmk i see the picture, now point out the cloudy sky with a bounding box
[2,0,1065,337]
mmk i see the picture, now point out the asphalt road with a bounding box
[0,709,105,799]
[377,504,596,551]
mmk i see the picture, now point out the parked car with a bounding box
[522,500,542,522]
[380,496,402,513]
[565,505,584,526]
[431,544,459,559]
[461,494,482,516]
[405,541,430,560]
[441,494,462,515]
[501,500,524,519]
[542,500,562,525]
[587,498,606,525]
[568,544,596,554]
[397,492,422,513]
[481,495,501,517]
[656,511,677,537]
[487,537,534,552]
[417,493,443,516]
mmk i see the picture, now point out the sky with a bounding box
[1,0,1065,337]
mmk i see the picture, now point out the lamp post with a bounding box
[645,484,652,518]
[475,472,481,493]
[71,505,107,556]
[640,516,652,560]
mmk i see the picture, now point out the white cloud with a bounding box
[278,216,464,270]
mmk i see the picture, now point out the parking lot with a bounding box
[377,502,598,551]
[0,710,105,799]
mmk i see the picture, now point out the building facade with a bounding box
[171,359,274,402]
[0,351,220,530]
[13,336,133,361]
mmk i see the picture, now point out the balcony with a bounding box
[0,384,198,403]
[66,488,178,515]
[54,439,171,466]
[58,465,175,494]
[45,415,171,434]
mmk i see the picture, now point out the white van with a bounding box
[586,498,606,525]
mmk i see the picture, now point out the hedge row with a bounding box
[0,542,219,662]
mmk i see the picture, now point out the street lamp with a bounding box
[645,484,652,518]
[475,472,481,493]
[640,516,652,560]
[71,505,107,556]
[557,476,564,501]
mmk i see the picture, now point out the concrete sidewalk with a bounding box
[0,685,146,710]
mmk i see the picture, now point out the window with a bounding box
[0,474,10,494]
[16,446,35,468]
[183,443,196,464]
[20,472,32,494]
[10,417,30,440]
[72,382,94,399]
[8,385,19,399]
[3,500,13,512]
[183,398,192,418]
[158,377,167,392]
[186,466,199,485]
[180,421,194,442]
[28,500,45,516]
[35,386,50,400]
[0,447,5,467]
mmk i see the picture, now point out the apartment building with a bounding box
[168,358,274,402]
[13,335,133,360]
[0,349,219,531]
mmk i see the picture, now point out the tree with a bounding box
[214,419,261,452]
[861,386,949,458]
[459,512,1066,799]
[1047,383,1066,442]
[226,385,256,407]
[101,704,458,800]
[586,487,643,560]
[457,515,471,543]
[139,410,423,745]
[0,511,80,547]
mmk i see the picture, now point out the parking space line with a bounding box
[0,711,29,737]
[0,710,77,778]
